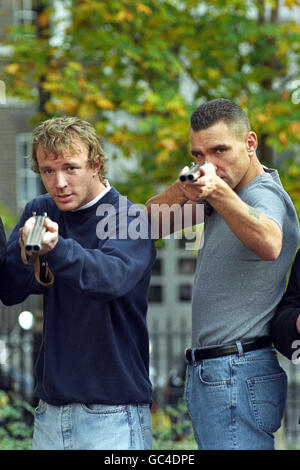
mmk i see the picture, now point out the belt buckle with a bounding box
[185,348,196,362]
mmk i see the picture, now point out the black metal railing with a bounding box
[1,304,300,447]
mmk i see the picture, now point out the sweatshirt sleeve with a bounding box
[0,207,46,306]
[45,209,155,301]
[271,249,300,359]
[0,217,6,266]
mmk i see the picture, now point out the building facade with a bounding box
[0,0,196,408]
[1,0,300,448]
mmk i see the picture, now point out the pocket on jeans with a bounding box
[35,399,47,415]
[81,403,128,414]
[247,371,287,434]
[198,362,231,387]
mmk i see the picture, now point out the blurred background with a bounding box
[0,0,300,450]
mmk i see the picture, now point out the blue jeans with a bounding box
[32,401,152,450]
[185,346,287,450]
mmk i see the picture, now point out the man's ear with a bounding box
[246,131,258,157]
[92,155,102,176]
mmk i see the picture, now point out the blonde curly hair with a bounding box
[30,116,108,183]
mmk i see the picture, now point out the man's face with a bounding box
[37,139,103,211]
[190,120,254,191]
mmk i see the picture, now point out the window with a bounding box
[13,0,36,25]
[148,285,163,303]
[152,258,163,276]
[16,133,42,210]
[178,258,196,275]
[178,284,192,302]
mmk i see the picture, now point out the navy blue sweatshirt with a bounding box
[0,187,156,406]
[0,217,6,266]
[272,249,300,360]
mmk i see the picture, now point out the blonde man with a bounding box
[0,117,156,450]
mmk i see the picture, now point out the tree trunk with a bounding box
[259,134,275,167]
[33,0,51,116]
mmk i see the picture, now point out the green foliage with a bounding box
[279,158,300,219]
[0,391,34,450]
[152,402,197,450]
[0,203,18,231]
[2,0,300,201]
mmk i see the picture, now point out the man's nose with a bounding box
[201,156,217,168]
[196,155,210,166]
[55,172,68,188]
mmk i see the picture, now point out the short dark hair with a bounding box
[190,98,250,138]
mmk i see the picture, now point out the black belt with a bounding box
[185,336,272,362]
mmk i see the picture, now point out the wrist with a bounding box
[173,181,190,205]
[160,180,189,206]
[296,314,300,334]
[204,177,233,206]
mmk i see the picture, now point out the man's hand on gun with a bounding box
[178,161,217,201]
[19,213,59,257]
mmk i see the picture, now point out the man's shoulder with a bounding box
[104,186,145,211]
[240,169,299,235]
[244,170,293,206]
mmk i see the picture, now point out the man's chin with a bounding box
[54,196,77,211]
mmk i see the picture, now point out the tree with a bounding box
[2,0,300,204]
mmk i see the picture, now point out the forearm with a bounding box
[146,181,189,208]
[296,315,300,334]
[45,235,154,300]
[207,185,282,260]
[146,182,202,238]
[0,237,44,305]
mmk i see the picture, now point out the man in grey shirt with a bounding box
[146,98,299,449]
[192,167,298,348]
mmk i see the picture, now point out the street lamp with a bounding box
[18,311,34,331]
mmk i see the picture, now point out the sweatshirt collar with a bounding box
[72,182,112,212]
